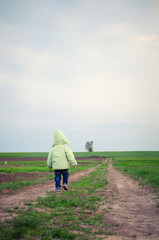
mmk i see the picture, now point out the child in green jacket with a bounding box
[47,130,77,191]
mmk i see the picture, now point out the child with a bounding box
[47,130,77,191]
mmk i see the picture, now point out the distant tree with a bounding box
[85,141,94,152]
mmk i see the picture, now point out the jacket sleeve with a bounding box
[65,146,77,167]
[47,149,53,169]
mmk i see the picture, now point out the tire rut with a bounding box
[0,166,98,222]
[106,160,159,240]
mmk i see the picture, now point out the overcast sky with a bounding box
[0,0,159,152]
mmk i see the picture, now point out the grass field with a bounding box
[112,155,159,189]
[0,151,159,190]
[1,151,159,158]
[0,157,110,240]
[0,156,101,191]
[0,164,112,240]
[0,151,159,239]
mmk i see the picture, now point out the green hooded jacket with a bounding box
[47,130,77,170]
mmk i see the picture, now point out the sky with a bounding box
[0,0,159,152]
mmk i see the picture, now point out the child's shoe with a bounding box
[56,187,61,191]
[63,184,69,190]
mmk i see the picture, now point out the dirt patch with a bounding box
[1,159,159,240]
[0,172,52,184]
[105,161,159,240]
[78,162,96,165]
[0,157,47,162]
[0,166,97,222]
[76,157,104,161]
[0,156,104,162]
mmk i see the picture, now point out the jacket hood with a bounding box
[53,130,71,146]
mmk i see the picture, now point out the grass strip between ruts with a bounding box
[0,160,115,240]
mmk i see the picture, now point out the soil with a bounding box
[0,157,47,162]
[0,156,103,162]
[105,161,159,240]
[0,167,97,222]
[0,172,53,184]
[76,157,104,161]
[0,159,159,240]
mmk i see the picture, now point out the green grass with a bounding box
[0,161,47,166]
[74,151,159,158]
[113,155,159,189]
[0,152,48,158]
[117,167,159,189]
[1,151,159,239]
[0,166,50,173]
[0,161,112,240]
[112,156,159,162]
[113,160,159,167]
[1,151,159,191]
[0,163,99,191]
[0,160,98,167]
[0,175,54,191]
[1,151,159,158]
[0,161,98,174]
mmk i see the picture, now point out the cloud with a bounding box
[0,0,159,151]
[129,34,159,45]
[1,29,159,127]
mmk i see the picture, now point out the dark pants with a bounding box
[54,169,69,189]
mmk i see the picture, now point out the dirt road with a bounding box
[106,161,159,240]
[0,167,96,221]
[0,161,159,240]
